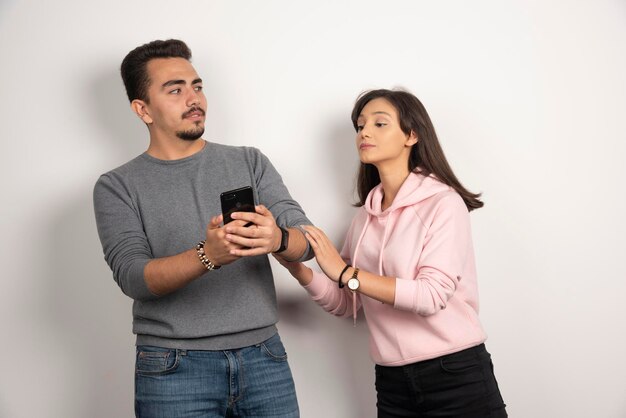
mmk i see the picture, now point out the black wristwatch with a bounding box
[273,226,289,253]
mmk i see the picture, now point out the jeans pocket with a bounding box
[439,350,488,374]
[259,334,288,362]
[136,346,180,376]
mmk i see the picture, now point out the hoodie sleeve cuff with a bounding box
[394,277,416,311]
[303,270,334,300]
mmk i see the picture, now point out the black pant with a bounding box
[375,344,507,418]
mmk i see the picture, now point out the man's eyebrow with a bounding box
[161,79,185,88]
[161,78,203,88]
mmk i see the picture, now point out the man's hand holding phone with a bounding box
[219,186,281,256]
[203,214,245,267]
[224,205,282,256]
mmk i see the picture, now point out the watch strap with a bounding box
[338,264,351,288]
[273,226,289,253]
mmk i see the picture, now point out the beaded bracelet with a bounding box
[196,240,221,271]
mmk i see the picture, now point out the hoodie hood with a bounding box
[364,172,451,217]
[354,171,452,273]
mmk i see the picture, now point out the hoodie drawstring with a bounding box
[351,268,360,327]
[351,216,370,326]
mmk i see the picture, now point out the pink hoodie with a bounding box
[304,172,487,366]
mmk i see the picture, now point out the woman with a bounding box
[278,89,508,417]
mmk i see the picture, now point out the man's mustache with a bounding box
[182,107,206,119]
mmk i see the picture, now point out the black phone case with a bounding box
[220,186,255,224]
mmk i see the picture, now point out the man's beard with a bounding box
[177,106,206,141]
[176,126,204,141]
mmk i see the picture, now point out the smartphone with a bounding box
[220,186,256,224]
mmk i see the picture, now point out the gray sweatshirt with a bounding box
[93,142,312,350]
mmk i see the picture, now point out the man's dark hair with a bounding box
[120,39,192,103]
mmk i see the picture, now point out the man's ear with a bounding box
[405,130,418,147]
[131,99,153,124]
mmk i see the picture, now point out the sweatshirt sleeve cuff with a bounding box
[394,277,415,311]
[291,225,314,262]
[126,259,160,301]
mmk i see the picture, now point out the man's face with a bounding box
[138,57,207,141]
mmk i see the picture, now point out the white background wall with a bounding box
[1,1,625,417]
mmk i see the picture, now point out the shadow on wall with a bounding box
[326,117,361,222]
[0,0,17,19]
[278,297,376,418]
[45,193,135,418]
[38,68,150,417]
[90,66,148,163]
[275,119,377,417]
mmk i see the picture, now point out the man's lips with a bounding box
[183,108,205,119]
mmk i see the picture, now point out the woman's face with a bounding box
[355,98,417,171]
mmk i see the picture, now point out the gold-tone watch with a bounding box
[347,267,360,291]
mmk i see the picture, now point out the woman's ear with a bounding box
[405,130,418,147]
[131,99,153,124]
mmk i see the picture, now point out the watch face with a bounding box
[348,278,359,291]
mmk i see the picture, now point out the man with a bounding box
[93,39,311,418]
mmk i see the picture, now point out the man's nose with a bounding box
[187,90,201,107]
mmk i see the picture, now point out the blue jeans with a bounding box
[135,333,299,418]
[375,344,507,418]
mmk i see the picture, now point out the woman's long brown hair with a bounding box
[351,89,484,211]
